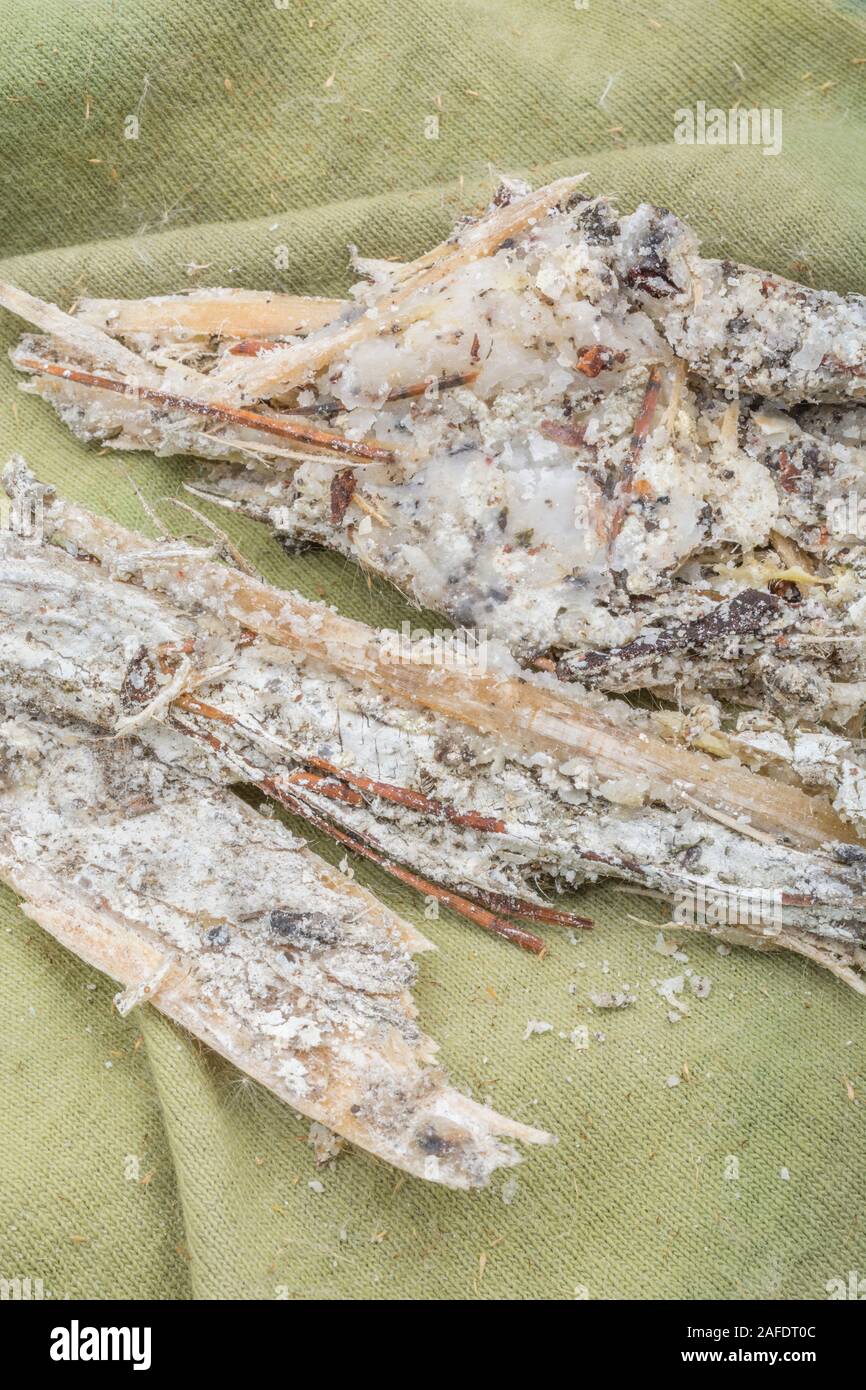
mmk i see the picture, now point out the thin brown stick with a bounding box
[289,756,592,932]
[384,369,480,403]
[16,356,402,466]
[173,693,552,947]
[170,712,546,955]
[173,692,234,722]
[465,887,592,930]
[176,701,588,933]
[285,369,480,421]
[270,776,547,955]
[284,769,366,808]
[303,753,507,832]
[187,668,858,929]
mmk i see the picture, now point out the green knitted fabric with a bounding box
[1,0,865,1300]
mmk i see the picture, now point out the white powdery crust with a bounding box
[0,721,553,1187]
[6,184,866,721]
[0,599,552,1187]
[2,480,864,994]
[616,203,866,405]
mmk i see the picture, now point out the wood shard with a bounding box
[3,463,864,1007]
[15,356,401,466]
[5,168,866,1055]
[74,290,346,341]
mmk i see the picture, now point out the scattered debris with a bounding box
[653,932,689,963]
[308,1121,345,1167]
[657,975,690,1017]
[523,1020,553,1041]
[501,1175,519,1206]
[588,989,635,1009]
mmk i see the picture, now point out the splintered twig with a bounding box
[33,486,856,856]
[0,280,163,385]
[15,356,402,466]
[172,695,554,948]
[0,717,553,1187]
[160,692,594,939]
[4,468,865,992]
[73,291,347,341]
[172,699,588,943]
[170,708,547,955]
[212,175,588,398]
[391,175,588,290]
[177,730,455,819]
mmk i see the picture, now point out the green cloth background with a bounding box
[1,0,865,1301]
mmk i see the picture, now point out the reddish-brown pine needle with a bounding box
[17,355,400,465]
[303,753,507,832]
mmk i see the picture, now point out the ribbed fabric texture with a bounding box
[1,0,864,1300]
